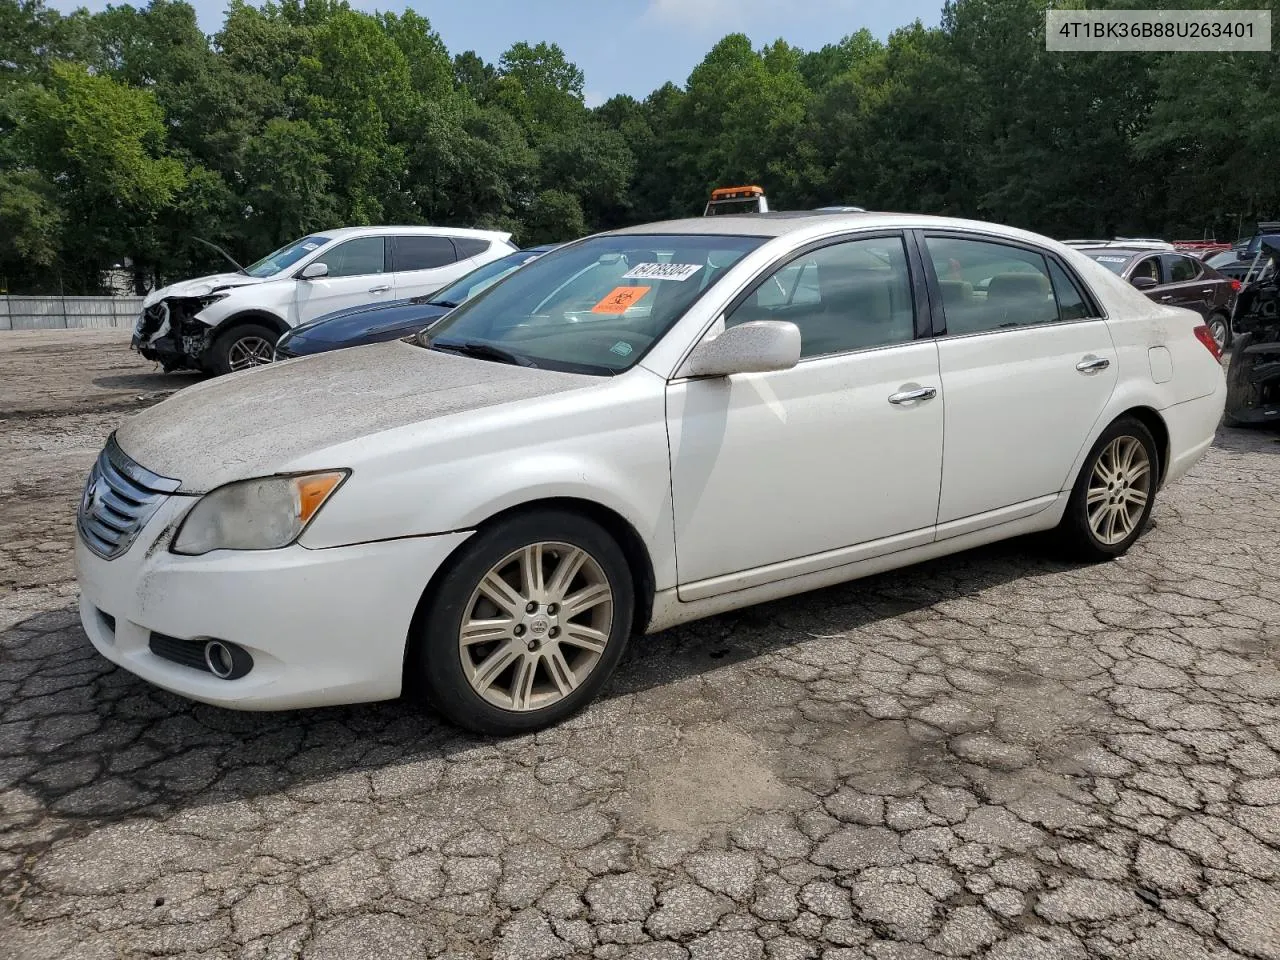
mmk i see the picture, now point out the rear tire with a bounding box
[210,323,278,376]
[409,510,634,736]
[1056,416,1159,561]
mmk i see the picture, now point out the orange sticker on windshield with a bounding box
[592,286,650,314]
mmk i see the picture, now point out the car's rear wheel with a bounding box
[1057,416,1159,560]
[210,323,278,376]
[410,510,633,735]
[1207,312,1232,352]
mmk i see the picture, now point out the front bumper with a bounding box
[75,499,472,710]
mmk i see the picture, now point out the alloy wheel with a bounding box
[1087,435,1152,545]
[458,541,614,712]
[227,336,274,371]
[1209,317,1229,351]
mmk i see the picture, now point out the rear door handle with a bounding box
[1159,295,1174,301]
[369,284,391,294]
[888,387,937,405]
[1076,356,1111,373]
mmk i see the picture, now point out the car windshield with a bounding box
[425,249,547,306]
[420,234,765,374]
[245,235,332,278]
[1086,253,1131,275]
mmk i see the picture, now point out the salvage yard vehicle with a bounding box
[273,245,560,360]
[703,185,769,216]
[133,226,516,375]
[1078,244,1239,349]
[1225,234,1280,427]
[77,212,1225,734]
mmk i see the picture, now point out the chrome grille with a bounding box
[77,435,181,560]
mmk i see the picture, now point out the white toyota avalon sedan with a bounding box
[76,213,1226,734]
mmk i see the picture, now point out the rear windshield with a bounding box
[421,234,765,374]
[246,235,332,277]
[1086,253,1131,275]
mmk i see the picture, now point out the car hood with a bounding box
[114,340,596,493]
[143,272,269,307]
[293,300,450,344]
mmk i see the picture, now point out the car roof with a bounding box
[1077,247,1162,260]
[601,212,1084,244]
[316,225,513,242]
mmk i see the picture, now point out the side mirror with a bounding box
[680,320,801,379]
[1130,275,1158,290]
[300,261,329,280]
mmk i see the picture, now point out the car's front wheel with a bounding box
[411,510,634,735]
[1057,416,1159,560]
[210,323,279,376]
[1207,312,1232,352]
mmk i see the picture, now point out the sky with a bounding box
[45,0,941,104]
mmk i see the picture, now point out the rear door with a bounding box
[391,235,462,300]
[1159,253,1213,317]
[293,236,394,324]
[924,233,1118,528]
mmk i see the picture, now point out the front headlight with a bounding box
[172,471,348,555]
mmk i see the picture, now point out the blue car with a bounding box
[273,244,560,359]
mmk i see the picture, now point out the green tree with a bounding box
[9,60,186,289]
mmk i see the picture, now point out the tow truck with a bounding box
[704,185,769,216]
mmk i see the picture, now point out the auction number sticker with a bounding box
[592,286,651,314]
[622,262,703,282]
[1095,256,1129,263]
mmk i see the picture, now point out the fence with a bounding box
[0,296,143,331]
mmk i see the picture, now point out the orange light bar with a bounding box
[710,185,764,199]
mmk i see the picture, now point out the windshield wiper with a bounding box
[192,236,248,275]
[428,339,537,367]
[409,295,459,307]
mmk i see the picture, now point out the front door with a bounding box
[1160,253,1213,318]
[666,232,945,595]
[294,236,395,324]
[924,233,1118,525]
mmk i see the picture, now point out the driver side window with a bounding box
[1130,256,1162,285]
[314,237,388,278]
[726,235,916,358]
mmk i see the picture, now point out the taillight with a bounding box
[1231,279,1242,292]
[1193,324,1222,360]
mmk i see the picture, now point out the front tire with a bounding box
[1208,312,1232,352]
[410,510,634,735]
[210,323,279,376]
[1057,416,1159,561]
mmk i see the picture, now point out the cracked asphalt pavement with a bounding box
[3,329,1280,960]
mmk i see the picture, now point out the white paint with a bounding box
[78,212,1227,713]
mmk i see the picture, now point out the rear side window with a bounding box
[1047,260,1091,321]
[925,236,1061,335]
[394,236,458,271]
[453,238,492,259]
[1163,254,1200,283]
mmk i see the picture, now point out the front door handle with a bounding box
[1076,356,1111,373]
[368,284,391,294]
[888,387,937,405]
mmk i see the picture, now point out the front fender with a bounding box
[296,375,679,590]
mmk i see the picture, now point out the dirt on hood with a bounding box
[113,339,595,493]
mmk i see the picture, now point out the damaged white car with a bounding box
[133,226,517,375]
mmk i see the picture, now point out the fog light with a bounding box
[203,639,253,680]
